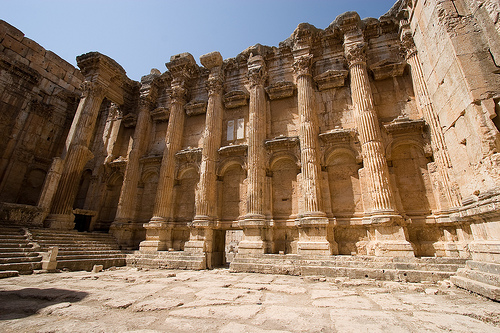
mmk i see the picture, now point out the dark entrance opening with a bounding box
[211,229,226,268]
[74,214,92,232]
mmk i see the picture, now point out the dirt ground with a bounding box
[0,267,499,332]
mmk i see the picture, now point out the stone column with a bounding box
[140,53,196,253]
[184,52,224,267]
[238,54,269,254]
[293,54,337,255]
[111,74,158,247]
[400,26,460,209]
[44,81,105,229]
[344,28,414,256]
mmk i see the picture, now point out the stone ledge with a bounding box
[451,275,500,301]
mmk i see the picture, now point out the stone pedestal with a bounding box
[296,215,336,255]
[238,217,269,254]
[139,222,173,253]
[365,217,414,257]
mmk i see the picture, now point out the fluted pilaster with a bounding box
[346,43,396,214]
[151,84,188,221]
[114,98,154,222]
[246,60,267,218]
[194,52,224,222]
[293,55,325,216]
[401,30,460,208]
[46,81,105,228]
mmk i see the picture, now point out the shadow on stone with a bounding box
[0,287,88,320]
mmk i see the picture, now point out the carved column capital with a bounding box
[247,66,267,88]
[292,54,313,77]
[400,31,417,60]
[80,81,105,99]
[206,76,224,95]
[138,96,154,110]
[247,54,267,88]
[170,85,187,104]
[345,42,367,67]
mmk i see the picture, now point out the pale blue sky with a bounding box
[3,0,397,80]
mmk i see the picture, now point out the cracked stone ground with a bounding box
[0,267,499,332]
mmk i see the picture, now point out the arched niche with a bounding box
[218,160,246,223]
[98,171,124,231]
[73,169,93,210]
[269,155,299,221]
[325,148,362,216]
[136,169,159,222]
[173,167,199,223]
[390,140,435,216]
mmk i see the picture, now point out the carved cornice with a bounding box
[265,81,296,100]
[122,113,137,128]
[369,59,406,80]
[345,42,367,67]
[150,107,170,122]
[319,128,357,144]
[223,90,249,109]
[313,70,349,90]
[264,136,300,150]
[383,116,425,135]
[292,54,313,77]
[218,144,248,156]
[139,155,162,165]
[185,100,207,116]
[175,147,202,163]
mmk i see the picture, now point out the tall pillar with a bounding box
[293,54,337,255]
[111,73,158,247]
[185,51,224,267]
[44,81,105,229]
[341,15,414,257]
[140,53,196,253]
[400,24,461,209]
[238,54,269,254]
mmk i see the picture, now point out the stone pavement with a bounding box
[0,267,499,332]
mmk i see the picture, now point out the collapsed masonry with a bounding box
[1,0,500,293]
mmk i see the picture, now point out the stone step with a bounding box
[0,262,42,273]
[466,260,500,275]
[456,267,500,288]
[0,251,39,258]
[0,242,33,249]
[57,253,125,261]
[0,256,42,264]
[0,270,19,279]
[57,250,125,256]
[451,275,500,301]
[0,247,36,253]
[56,258,126,271]
[0,234,26,240]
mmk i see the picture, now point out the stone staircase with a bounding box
[29,229,126,271]
[451,261,500,301]
[230,254,468,283]
[0,226,42,277]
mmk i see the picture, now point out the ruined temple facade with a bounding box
[2,0,500,270]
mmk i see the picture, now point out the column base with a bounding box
[296,215,338,255]
[43,213,75,230]
[433,241,471,258]
[138,219,172,253]
[110,220,143,250]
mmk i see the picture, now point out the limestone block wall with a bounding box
[0,20,83,209]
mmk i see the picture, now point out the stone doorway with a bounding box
[74,214,92,232]
[224,229,243,264]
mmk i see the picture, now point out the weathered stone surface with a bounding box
[2,0,500,302]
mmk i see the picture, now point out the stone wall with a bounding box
[1,0,500,268]
[0,20,83,210]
